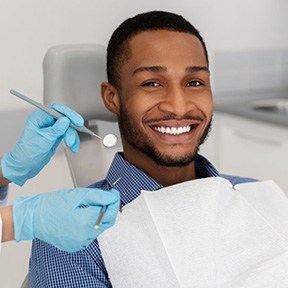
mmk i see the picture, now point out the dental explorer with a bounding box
[10,89,117,148]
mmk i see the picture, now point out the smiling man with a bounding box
[101,27,213,187]
[29,11,255,287]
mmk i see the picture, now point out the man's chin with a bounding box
[150,151,198,167]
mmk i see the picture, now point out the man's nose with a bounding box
[158,86,195,116]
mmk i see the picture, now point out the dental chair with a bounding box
[20,44,122,288]
[44,43,122,187]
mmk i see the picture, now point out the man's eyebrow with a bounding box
[132,65,209,76]
[132,66,167,76]
[185,66,210,73]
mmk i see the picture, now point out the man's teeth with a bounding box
[153,125,192,135]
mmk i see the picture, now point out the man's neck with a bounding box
[123,151,196,187]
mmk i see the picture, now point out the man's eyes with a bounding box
[141,80,203,87]
[141,81,160,87]
[187,80,202,87]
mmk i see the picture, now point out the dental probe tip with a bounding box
[91,131,102,139]
[94,208,106,229]
[78,125,102,139]
[94,177,121,229]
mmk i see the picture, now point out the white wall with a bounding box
[1,0,288,111]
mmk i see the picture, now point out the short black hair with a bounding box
[106,10,209,89]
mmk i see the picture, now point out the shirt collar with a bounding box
[106,152,219,206]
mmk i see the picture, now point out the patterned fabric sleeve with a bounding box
[0,185,8,207]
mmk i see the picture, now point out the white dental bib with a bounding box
[98,177,288,288]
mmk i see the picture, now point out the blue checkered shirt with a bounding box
[29,152,255,287]
[0,185,8,207]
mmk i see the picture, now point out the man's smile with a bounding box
[148,119,202,142]
[152,125,192,135]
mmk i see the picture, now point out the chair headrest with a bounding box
[43,44,117,122]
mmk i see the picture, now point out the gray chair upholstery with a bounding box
[20,274,29,288]
[43,44,122,187]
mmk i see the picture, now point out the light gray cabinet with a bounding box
[211,113,288,193]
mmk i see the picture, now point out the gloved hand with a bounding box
[1,103,84,186]
[13,187,120,252]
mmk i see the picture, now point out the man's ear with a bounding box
[101,82,120,115]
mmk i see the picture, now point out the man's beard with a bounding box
[118,104,212,167]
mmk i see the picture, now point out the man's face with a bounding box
[115,30,213,167]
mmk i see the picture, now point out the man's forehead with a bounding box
[127,30,205,57]
[125,31,207,67]
[129,29,197,43]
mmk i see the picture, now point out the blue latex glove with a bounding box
[13,187,120,252]
[1,103,84,186]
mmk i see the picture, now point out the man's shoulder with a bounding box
[88,179,106,189]
[220,174,258,186]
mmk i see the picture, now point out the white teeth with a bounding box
[153,125,192,135]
